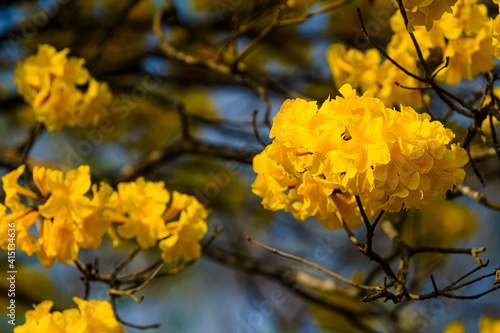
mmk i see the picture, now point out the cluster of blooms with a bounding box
[252,84,468,229]
[0,165,209,268]
[108,179,209,263]
[403,0,457,31]
[391,0,497,85]
[13,44,113,131]
[14,297,125,333]
[327,41,428,109]
[328,0,497,108]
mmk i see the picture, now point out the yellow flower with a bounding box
[75,78,113,128]
[493,15,500,59]
[479,316,500,332]
[287,171,365,230]
[403,0,458,31]
[72,297,126,333]
[38,165,94,223]
[0,204,40,255]
[33,80,83,131]
[13,44,112,131]
[269,97,318,150]
[110,177,170,249]
[14,298,126,333]
[378,106,468,211]
[327,38,428,109]
[35,217,80,267]
[76,183,115,249]
[13,45,72,106]
[443,321,466,333]
[251,148,297,211]
[435,28,496,85]
[1,165,40,211]
[13,300,55,333]
[326,44,381,94]
[159,191,209,263]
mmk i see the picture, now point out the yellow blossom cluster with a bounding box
[0,165,209,267]
[403,0,457,31]
[13,44,112,131]
[327,43,428,109]
[252,84,468,228]
[328,0,497,108]
[108,179,209,263]
[389,0,497,85]
[14,297,125,333]
[0,165,106,267]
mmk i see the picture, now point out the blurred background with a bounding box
[1,0,500,332]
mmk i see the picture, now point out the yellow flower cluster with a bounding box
[108,179,209,263]
[0,165,111,267]
[159,191,209,263]
[13,44,112,131]
[403,0,457,31]
[327,43,428,109]
[390,0,497,85]
[252,84,468,228]
[0,165,209,267]
[14,297,125,333]
[328,0,497,107]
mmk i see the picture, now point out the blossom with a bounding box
[109,177,170,249]
[479,316,500,332]
[326,44,381,94]
[403,0,458,31]
[159,191,209,263]
[31,165,95,266]
[13,44,113,131]
[0,204,39,256]
[75,183,115,249]
[107,179,209,262]
[37,165,94,224]
[435,28,496,85]
[493,15,500,59]
[443,321,466,333]
[14,298,126,333]
[252,84,468,228]
[251,148,298,211]
[326,42,428,109]
[1,165,40,211]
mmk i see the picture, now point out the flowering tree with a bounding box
[1,0,500,332]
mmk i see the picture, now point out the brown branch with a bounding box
[245,233,376,291]
[456,185,500,211]
[108,264,164,303]
[252,109,267,148]
[409,246,487,265]
[115,139,259,183]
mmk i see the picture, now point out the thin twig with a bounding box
[245,234,375,291]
